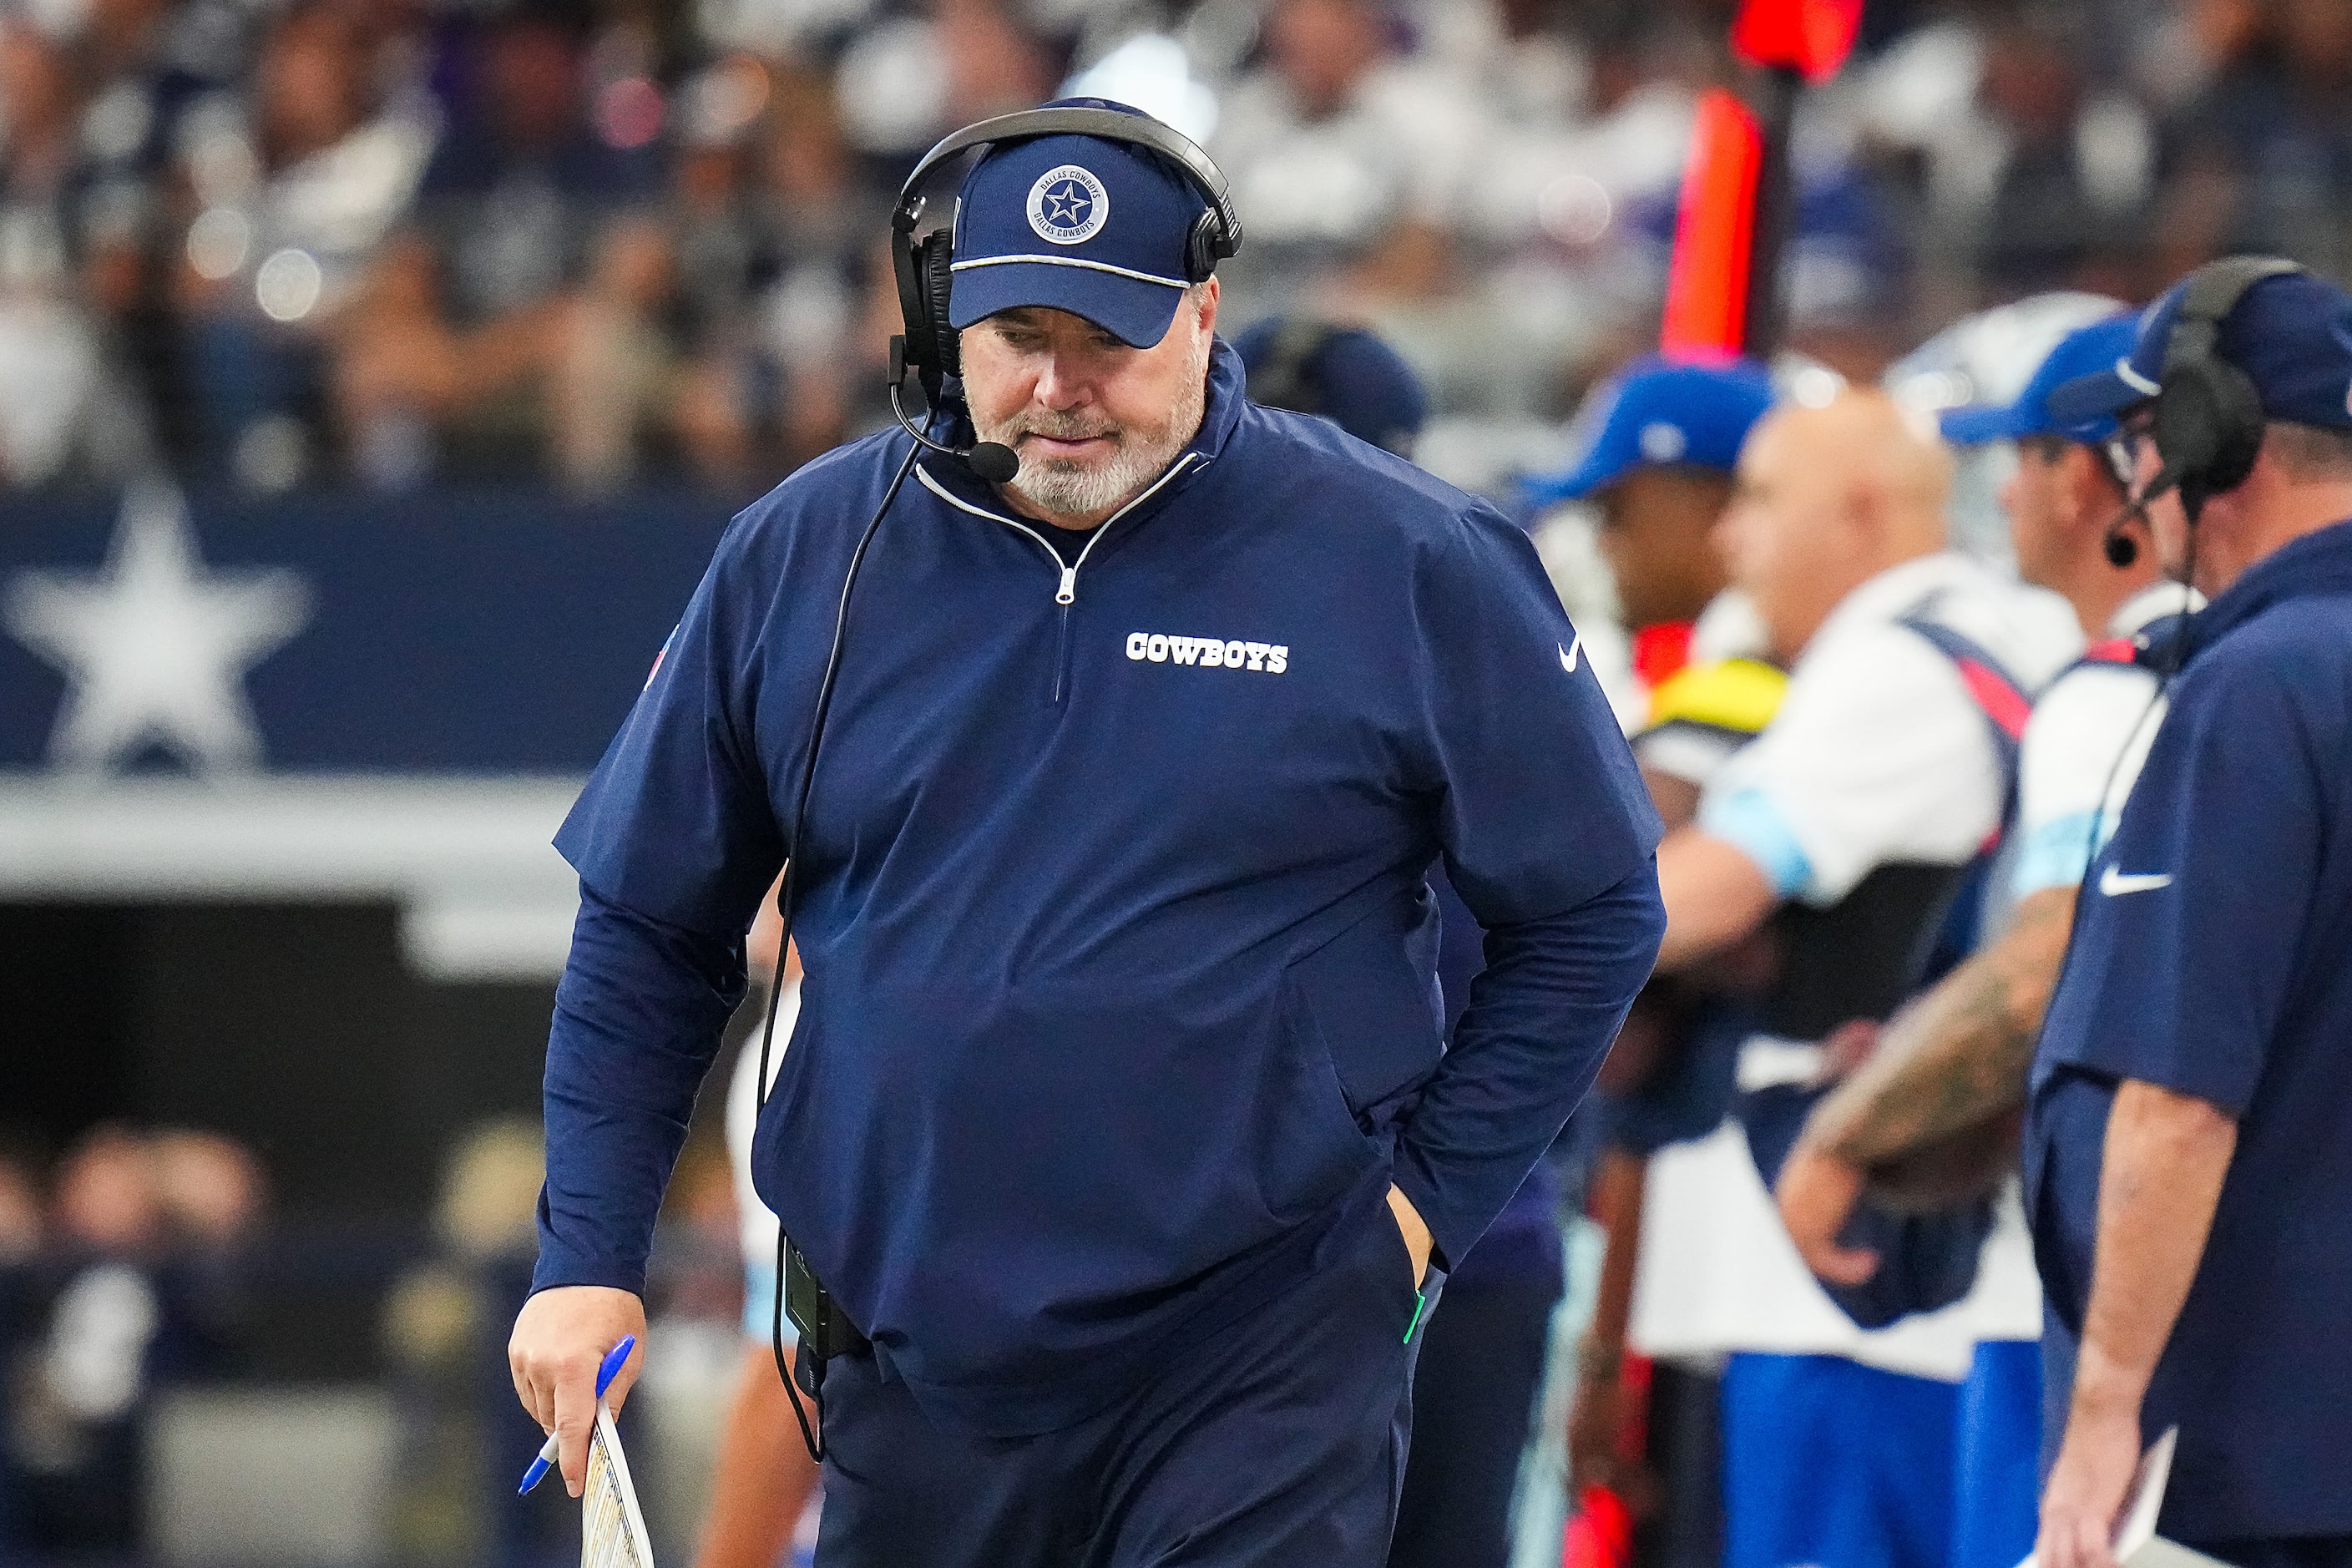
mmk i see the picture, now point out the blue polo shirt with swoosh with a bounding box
[534,341,1665,1437]
[2026,518,2352,1540]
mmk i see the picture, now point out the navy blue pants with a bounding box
[1386,1271,1561,1568]
[812,1180,1430,1567]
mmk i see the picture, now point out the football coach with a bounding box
[508,101,1665,1566]
[2028,259,2352,1568]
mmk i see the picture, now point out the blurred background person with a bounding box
[1242,312,1560,1568]
[0,19,156,489]
[1773,311,2190,1568]
[690,882,822,1568]
[337,4,663,491]
[1642,390,2079,1568]
[174,2,435,492]
[1520,352,1782,1568]
[382,1118,569,1568]
[2,1125,259,1559]
[1212,0,1487,316]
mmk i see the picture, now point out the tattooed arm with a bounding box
[1774,884,2077,1284]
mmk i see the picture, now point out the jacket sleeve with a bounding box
[1389,509,1667,1267]
[534,883,751,1295]
[534,508,789,1296]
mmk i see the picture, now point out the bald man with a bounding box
[1628,392,2081,1568]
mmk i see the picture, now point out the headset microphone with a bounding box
[888,336,1020,483]
[2100,457,2187,570]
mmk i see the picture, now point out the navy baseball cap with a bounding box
[1233,317,1428,455]
[1525,355,1776,506]
[2050,266,2352,430]
[948,99,1210,350]
[1940,313,2138,446]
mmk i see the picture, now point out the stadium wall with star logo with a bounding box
[0,487,727,1252]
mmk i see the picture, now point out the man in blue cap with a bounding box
[2025,260,2352,1568]
[506,102,1666,1567]
[1519,356,1782,1565]
[1771,311,2189,1568]
[1528,355,1777,659]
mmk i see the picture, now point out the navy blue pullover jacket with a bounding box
[537,341,1665,1435]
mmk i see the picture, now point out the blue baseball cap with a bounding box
[1232,317,1428,455]
[2050,266,2352,431]
[948,99,1210,350]
[1525,355,1776,507]
[1940,313,2138,446]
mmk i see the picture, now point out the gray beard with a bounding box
[977,339,1209,523]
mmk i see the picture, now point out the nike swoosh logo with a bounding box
[2099,866,2173,896]
[1560,637,1582,673]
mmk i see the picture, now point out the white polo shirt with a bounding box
[1697,552,2081,907]
[1632,551,2081,1377]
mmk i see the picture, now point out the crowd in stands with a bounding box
[3,0,2349,497]
[0,1127,266,1555]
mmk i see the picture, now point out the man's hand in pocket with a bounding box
[1386,1185,1434,1287]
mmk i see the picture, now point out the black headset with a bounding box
[2148,254,2304,516]
[2101,254,2303,566]
[889,105,1242,392]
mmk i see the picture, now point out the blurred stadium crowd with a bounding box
[3,0,2350,498]
[0,1117,760,1564]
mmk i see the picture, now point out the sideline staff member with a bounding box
[1646,389,2079,1568]
[2031,260,2352,1568]
[509,103,1665,1567]
[1773,311,2179,1568]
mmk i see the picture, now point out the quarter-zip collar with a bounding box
[915,337,1248,601]
[2184,516,2352,664]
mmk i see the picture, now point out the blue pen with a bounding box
[518,1334,637,1495]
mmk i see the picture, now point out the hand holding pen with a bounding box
[508,1285,647,1497]
[518,1334,637,1495]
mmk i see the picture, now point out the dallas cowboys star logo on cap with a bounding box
[1027,164,1110,245]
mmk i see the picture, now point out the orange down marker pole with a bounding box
[1657,88,1764,362]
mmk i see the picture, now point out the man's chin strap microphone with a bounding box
[2102,460,2184,569]
[889,336,1020,483]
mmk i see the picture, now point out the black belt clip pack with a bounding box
[785,1237,870,1397]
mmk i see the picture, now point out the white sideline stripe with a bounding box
[952,254,1188,290]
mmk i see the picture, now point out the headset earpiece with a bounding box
[2153,255,2301,514]
[2155,345,2266,505]
[892,206,941,383]
[920,229,959,380]
[1185,208,1235,284]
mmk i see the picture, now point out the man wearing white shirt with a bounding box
[1641,389,2081,1568]
[1773,314,2191,1568]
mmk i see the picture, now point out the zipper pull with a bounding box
[1056,564,1078,605]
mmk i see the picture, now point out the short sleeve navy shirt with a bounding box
[2026,518,2352,1540]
